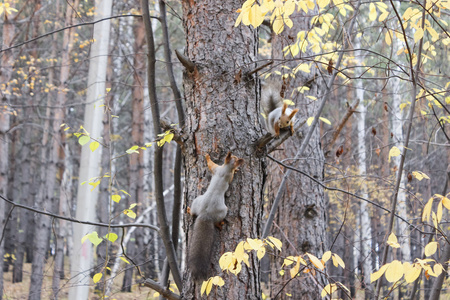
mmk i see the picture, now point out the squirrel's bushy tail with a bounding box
[261,81,283,117]
[188,215,216,282]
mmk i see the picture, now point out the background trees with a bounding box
[0,0,449,299]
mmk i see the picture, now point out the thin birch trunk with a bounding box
[68,0,112,298]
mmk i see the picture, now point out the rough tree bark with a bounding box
[181,0,263,298]
[51,0,78,296]
[267,10,328,300]
[121,16,146,292]
[0,6,15,297]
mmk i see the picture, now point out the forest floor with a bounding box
[2,260,160,300]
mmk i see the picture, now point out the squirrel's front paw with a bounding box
[214,220,226,231]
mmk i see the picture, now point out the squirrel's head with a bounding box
[279,103,299,128]
[206,152,244,183]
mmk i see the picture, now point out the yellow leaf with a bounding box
[306,253,324,270]
[211,276,225,286]
[371,263,390,282]
[283,256,296,267]
[284,0,296,15]
[219,252,234,270]
[317,0,330,9]
[200,279,208,295]
[434,263,443,276]
[319,117,331,125]
[388,146,401,162]
[424,242,438,257]
[414,27,424,43]
[307,117,314,126]
[422,197,433,222]
[412,171,430,181]
[437,201,443,223]
[432,211,438,228]
[321,283,337,297]
[105,233,118,243]
[385,31,392,45]
[235,241,246,262]
[112,195,121,203]
[283,99,295,106]
[120,256,130,264]
[442,196,450,210]
[273,17,284,34]
[387,232,401,248]
[379,10,389,22]
[385,260,404,282]
[333,254,345,269]
[93,273,103,283]
[78,135,90,146]
[206,277,214,295]
[247,238,264,250]
[267,236,282,251]
[249,4,264,28]
[426,26,439,42]
[257,247,266,260]
[404,262,421,283]
[369,3,377,21]
[331,255,338,267]
[90,141,100,152]
[322,251,332,263]
[289,261,300,278]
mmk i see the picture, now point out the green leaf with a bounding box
[90,141,100,152]
[105,233,118,243]
[82,232,103,246]
[78,135,90,146]
[126,145,139,154]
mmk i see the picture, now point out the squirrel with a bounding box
[261,81,299,137]
[187,152,244,282]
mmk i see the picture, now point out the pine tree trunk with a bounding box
[181,1,262,298]
[0,8,16,299]
[268,9,327,300]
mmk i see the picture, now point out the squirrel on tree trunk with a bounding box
[187,152,244,282]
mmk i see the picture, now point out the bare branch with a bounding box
[0,15,144,53]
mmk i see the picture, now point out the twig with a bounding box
[267,155,411,225]
[158,0,185,293]
[140,0,182,290]
[143,278,181,300]
[0,15,144,53]
[325,99,360,154]
[0,193,159,231]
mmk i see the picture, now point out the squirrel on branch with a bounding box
[187,152,244,282]
[261,81,299,137]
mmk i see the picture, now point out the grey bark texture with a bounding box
[267,11,327,300]
[181,0,263,298]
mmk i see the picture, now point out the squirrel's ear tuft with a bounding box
[281,102,288,114]
[288,108,299,119]
[234,158,244,169]
[224,152,232,164]
[206,154,219,172]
